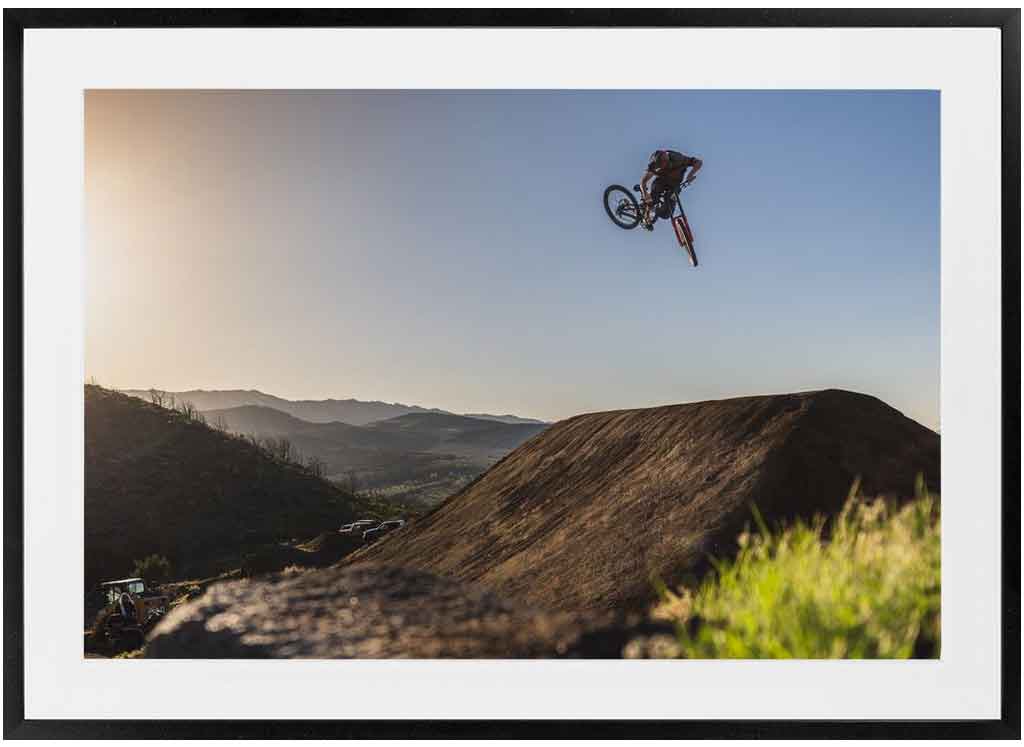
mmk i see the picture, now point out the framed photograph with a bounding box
[4,8,1019,739]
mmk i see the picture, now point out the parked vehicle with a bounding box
[340,519,377,534]
[95,577,168,650]
[362,519,405,544]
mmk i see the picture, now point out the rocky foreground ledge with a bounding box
[145,564,673,658]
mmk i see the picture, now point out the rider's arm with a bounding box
[639,170,656,201]
[683,158,703,184]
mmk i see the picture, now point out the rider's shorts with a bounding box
[651,175,681,200]
[651,176,681,217]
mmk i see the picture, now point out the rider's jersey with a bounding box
[647,149,698,182]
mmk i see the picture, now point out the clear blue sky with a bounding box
[86,90,939,429]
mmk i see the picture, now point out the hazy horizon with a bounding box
[86,90,940,429]
[103,383,939,431]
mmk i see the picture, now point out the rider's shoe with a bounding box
[641,205,656,230]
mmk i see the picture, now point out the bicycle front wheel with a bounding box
[603,185,641,230]
[673,214,698,267]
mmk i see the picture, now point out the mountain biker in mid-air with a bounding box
[639,149,703,230]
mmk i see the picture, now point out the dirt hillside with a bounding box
[85,385,382,587]
[353,389,939,614]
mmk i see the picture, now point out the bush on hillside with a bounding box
[648,478,940,659]
[132,554,173,584]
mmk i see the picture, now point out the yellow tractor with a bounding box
[96,577,168,650]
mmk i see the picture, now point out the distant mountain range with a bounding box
[120,389,550,508]
[200,404,548,500]
[122,389,547,427]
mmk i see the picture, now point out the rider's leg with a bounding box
[646,177,667,226]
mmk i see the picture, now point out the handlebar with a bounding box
[633,181,694,193]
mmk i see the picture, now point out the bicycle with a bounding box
[602,182,698,267]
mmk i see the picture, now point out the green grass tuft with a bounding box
[653,481,940,658]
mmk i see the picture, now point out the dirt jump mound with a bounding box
[353,389,939,614]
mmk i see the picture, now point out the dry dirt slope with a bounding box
[85,385,381,587]
[354,389,940,614]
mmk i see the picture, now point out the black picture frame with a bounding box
[4,8,1019,740]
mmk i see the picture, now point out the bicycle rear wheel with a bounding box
[603,185,641,229]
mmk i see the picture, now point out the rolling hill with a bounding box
[352,389,940,614]
[84,385,384,588]
[203,404,315,436]
[204,407,546,457]
[201,406,548,506]
[363,412,548,456]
